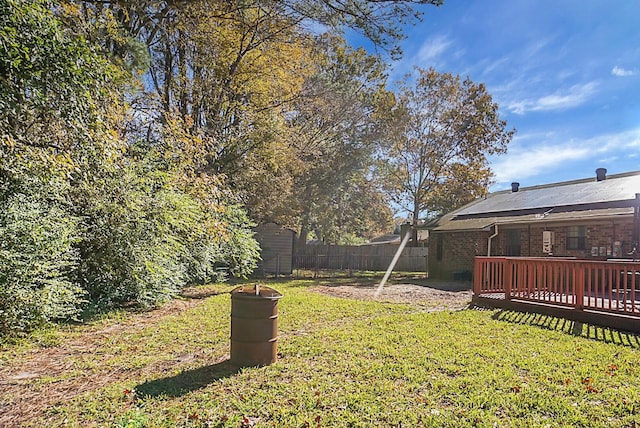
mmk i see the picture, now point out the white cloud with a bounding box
[490,128,640,187]
[491,143,589,184]
[390,34,457,82]
[506,82,598,115]
[522,36,558,60]
[481,57,510,76]
[416,35,453,64]
[612,66,634,77]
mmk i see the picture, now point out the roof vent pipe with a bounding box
[511,182,520,192]
[596,168,607,181]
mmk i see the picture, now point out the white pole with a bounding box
[374,230,412,298]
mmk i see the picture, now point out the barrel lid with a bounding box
[231,284,283,299]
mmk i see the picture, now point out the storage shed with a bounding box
[254,223,296,275]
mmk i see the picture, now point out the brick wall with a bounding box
[429,218,636,279]
[428,230,489,280]
[495,220,634,258]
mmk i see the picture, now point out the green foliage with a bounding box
[0,0,91,334]
[75,168,187,309]
[0,182,84,336]
[75,158,259,309]
[219,204,261,278]
[0,0,122,147]
[177,203,259,286]
[337,233,368,246]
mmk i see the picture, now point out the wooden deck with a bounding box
[473,257,640,333]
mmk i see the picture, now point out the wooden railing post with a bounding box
[575,262,584,310]
[473,257,482,295]
[505,258,512,300]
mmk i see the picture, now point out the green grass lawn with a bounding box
[2,278,639,427]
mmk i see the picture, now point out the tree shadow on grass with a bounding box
[136,359,240,398]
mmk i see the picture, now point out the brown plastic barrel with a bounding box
[230,284,283,367]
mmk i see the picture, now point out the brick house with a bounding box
[426,169,640,280]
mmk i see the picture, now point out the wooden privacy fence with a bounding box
[295,244,428,273]
[473,256,640,331]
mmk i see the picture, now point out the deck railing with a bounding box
[474,257,640,316]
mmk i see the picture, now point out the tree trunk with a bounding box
[411,200,420,247]
[297,224,309,251]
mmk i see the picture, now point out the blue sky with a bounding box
[371,1,640,190]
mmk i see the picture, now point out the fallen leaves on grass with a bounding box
[585,385,600,394]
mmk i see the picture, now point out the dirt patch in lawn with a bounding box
[309,278,473,312]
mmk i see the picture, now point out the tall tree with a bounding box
[378,67,515,241]
[64,0,444,243]
[276,0,443,58]
[286,35,393,245]
[67,0,445,174]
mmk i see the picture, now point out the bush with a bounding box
[185,203,260,284]
[218,204,261,279]
[0,189,84,336]
[75,163,260,310]
[76,168,190,309]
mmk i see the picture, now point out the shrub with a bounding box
[185,203,260,284]
[75,162,260,310]
[0,189,84,336]
[75,168,190,309]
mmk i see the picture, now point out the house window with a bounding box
[567,226,586,250]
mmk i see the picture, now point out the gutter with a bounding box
[487,223,499,256]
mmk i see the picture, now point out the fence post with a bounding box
[425,255,428,277]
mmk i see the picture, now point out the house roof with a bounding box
[434,207,635,232]
[431,170,640,232]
